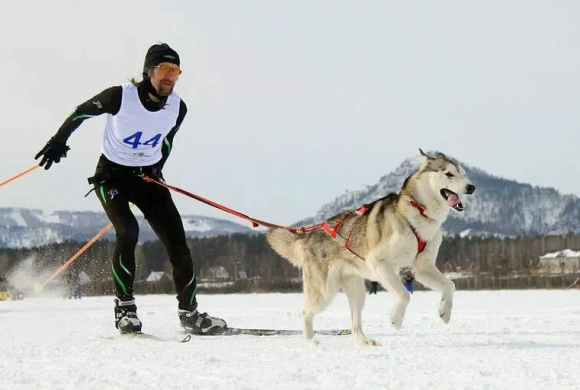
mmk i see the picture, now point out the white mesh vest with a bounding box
[102,83,180,167]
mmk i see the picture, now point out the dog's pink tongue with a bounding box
[447,194,460,207]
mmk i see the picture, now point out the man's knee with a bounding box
[116,224,139,245]
[170,244,191,261]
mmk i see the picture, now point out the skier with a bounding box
[34,43,227,335]
[404,272,415,294]
[63,271,81,299]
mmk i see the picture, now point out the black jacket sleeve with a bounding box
[157,99,188,170]
[53,86,122,144]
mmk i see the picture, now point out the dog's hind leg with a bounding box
[374,264,411,330]
[342,276,378,346]
[302,296,333,344]
[301,267,333,344]
[302,309,315,341]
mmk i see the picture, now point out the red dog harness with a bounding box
[409,200,428,254]
[321,200,430,260]
[320,206,368,260]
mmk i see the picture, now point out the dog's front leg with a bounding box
[415,259,455,323]
[369,249,411,330]
[413,232,455,323]
[378,266,411,330]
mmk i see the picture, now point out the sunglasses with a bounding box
[153,64,182,76]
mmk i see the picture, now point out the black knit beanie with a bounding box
[142,43,180,79]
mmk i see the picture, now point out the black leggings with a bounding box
[95,177,197,309]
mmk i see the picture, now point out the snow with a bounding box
[10,211,27,227]
[443,272,471,280]
[0,227,61,249]
[35,210,61,224]
[182,218,212,232]
[540,249,580,259]
[78,271,91,285]
[1,290,578,389]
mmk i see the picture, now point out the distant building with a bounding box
[205,266,230,281]
[144,271,171,294]
[539,249,580,274]
[146,271,167,282]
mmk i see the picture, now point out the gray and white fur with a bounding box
[266,149,476,346]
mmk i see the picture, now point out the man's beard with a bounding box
[156,81,174,96]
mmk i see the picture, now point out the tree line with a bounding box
[1,232,579,295]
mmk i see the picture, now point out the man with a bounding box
[404,272,415,294]
[63,270,82,300]
[34,43,227,335]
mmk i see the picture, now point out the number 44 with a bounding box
[123,131,162,149]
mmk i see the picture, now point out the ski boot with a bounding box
[114,297,142,334]
[178,304,226,335]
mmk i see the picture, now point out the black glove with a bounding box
[34,137,71,170]
[151,165,165,183]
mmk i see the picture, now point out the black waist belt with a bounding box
[87,164,161,185]
[85,161,160,197]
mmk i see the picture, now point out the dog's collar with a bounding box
[409,200,429,219]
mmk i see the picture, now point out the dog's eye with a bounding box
[445,172,454,178]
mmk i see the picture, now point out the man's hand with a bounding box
[150,165,165,183]
[34,137,71,170]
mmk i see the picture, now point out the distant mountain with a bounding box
[0,208,254,248]
[3,154,578,247]
[295,154,580,238]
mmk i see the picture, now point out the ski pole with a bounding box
[33,204,135,293]
[34,221,113,292]
[0,164,40,189]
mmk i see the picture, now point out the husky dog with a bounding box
[266,149,476,346]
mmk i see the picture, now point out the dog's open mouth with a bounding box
[440,189,465,212]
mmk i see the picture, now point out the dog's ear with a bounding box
[419,148,431,171]
[436,152,448,160]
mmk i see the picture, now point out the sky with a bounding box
[1,1,580,226]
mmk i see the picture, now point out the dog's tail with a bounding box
[266,228,305,267]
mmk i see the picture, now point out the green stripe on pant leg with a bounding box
[119,255,132,276]
[99,186,107,204]
[189,286,197,306]
[183,271,197,306]
[112,263,128,295]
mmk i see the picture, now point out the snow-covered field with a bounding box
[1,290,578,389]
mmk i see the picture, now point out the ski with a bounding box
[134,332,192,343]
[102,328,350,340]
[210,328,352,336]
[102,332,191,343]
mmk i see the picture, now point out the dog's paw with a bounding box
[390,308,405,330]
[307,338,320,346]
[356,337,379,347]
[439,297,453,324]
[303,326,314,341]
